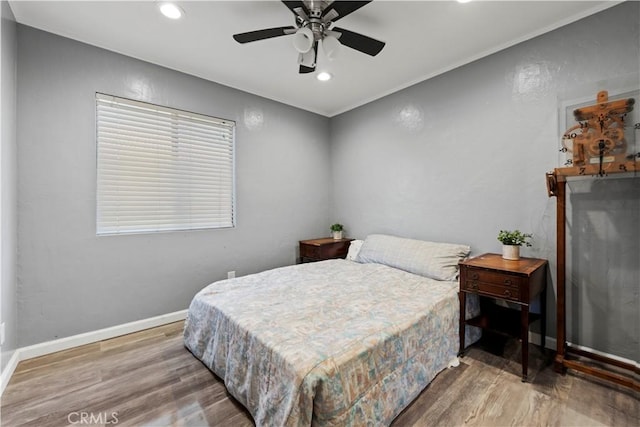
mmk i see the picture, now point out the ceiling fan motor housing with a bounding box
[308,7,322,19]
[308,21,325,40]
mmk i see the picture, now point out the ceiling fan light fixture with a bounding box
[293,27,314,53]
[321,35,341,61]
[159,2,184,19]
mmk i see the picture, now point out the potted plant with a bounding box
[497,229,532,260]
[330,223,344,240]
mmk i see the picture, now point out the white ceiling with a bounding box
[9,0,619,117]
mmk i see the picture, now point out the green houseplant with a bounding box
[330,223,344,240]
[497,230,532,260]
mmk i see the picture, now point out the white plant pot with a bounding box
[502,245,520,260]
[332,230,343,240]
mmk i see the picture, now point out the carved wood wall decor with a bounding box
[556,90,637,181]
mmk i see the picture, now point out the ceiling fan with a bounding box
[233,1,385,74]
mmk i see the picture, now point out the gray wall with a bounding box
[16,26,331,346]
[1,0,18,372]
[565,178,639,360]
[330,2,639,359]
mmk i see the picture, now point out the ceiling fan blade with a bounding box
[333,27,385,56]
[233,26,296,44]
[299,64,316,74]
[281,1,309,17]
[298,42,318,74]
[321,1,372,22]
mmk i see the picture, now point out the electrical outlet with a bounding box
[1,322,5,346]
[227,271,236,279]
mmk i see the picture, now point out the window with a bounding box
[96,93,235,235]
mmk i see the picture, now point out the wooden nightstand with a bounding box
[459,253,548,381]
[299,238,353,263]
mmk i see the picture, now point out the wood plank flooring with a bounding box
[1,322,637,426]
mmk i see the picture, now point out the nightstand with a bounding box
[299,238,353,263]
[459,253,548,381]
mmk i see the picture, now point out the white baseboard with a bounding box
[0,350,20,396]
[566,342,638,368]
[0,309,187,396]
[18,309,187,361]
[528,331,557,350]
[545,336,557,350]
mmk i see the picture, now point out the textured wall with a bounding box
[1,0,18,372]
[330,2,639,359]
[565,178,639,359]
[16,26,331,346]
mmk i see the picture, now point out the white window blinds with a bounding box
[96,93,235,235]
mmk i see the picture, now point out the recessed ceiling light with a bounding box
[457,0,472,3]
[317,72,332,81]
[159,2,184,20]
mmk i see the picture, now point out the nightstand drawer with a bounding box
[300,243,320,260]
[463,279,520,301]
[466,268,523,288]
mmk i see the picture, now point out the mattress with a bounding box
[184,259,479,426]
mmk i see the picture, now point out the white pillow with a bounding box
[346,239,364,261]
[355,234,470,281]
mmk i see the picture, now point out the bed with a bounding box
[184,234,480,426]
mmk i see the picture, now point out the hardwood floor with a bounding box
[1,322,637,426]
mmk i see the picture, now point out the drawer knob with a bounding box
[504,289,512,298]
[469,282,478,290]
[504,279,513,286]
[471,272,479,280]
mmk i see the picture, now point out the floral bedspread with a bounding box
[184,259,478,426]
